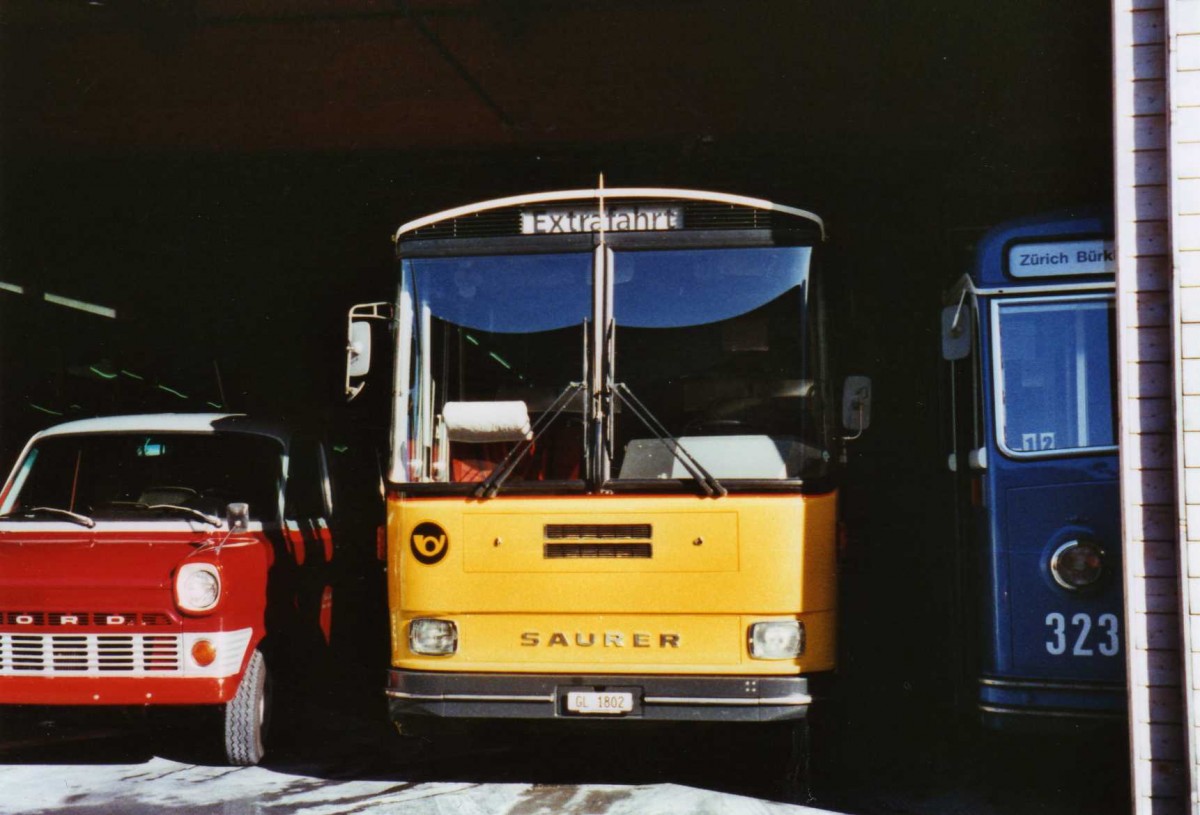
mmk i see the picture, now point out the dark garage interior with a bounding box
[0,1,1129,810]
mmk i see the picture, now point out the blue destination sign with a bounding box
[521,204,683,235]
[1008,239,1115,278]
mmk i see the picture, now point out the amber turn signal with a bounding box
[191,639,217,667]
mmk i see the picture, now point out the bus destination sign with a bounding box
[521,205,683,235]
[1008,239,1116,278]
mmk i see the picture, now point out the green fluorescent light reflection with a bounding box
[43,293,117,319]
[464,334,480,346]
[488,352,511,369]
[89,366,118,380]
[120,370,144,381]
[157,384,188,399]
[206,401,223,409]
[0,282,24,294]
[333,445,349,454]
[29,403,63,416]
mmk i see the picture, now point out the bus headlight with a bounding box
[175,563,221,614]
[409,618,458,655]
[749,621,805,659]
[1050,539,1105,590]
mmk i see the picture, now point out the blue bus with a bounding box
[941,209,1125,728]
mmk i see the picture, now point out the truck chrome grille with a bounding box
[1,611,175,627]
[0,633,182,674]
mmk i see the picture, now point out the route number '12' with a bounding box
[1045,612,1120,657]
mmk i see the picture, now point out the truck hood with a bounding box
[0,525,222,610]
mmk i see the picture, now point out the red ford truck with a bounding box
[0,413,337,764]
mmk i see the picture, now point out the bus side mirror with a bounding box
[347,320,373,378]
[842,375,872,437]
[344,302,393,401]
[226,502,250,532]
[941,304,971,361]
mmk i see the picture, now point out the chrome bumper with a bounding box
[386,669,812,723]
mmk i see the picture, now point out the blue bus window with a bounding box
[995,298,1116,455]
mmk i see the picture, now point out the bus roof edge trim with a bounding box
[944,273,1114,304]
[394,188,826,242]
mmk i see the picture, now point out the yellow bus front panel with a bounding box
[388,492,837,677]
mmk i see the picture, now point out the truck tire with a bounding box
[224,648,271,766]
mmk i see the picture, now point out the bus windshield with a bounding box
[402,245,828,487]
[994,297,1117,455]
[612,246,828,481]
[404,253,591,484]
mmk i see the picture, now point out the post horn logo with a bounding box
[410,522,449,565]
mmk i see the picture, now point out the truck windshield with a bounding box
[994,297,1117,455]
[402,245,828,487]
[0,433,283,521]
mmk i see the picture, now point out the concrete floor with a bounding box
[0,686,1130,815]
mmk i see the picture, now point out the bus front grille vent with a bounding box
[544,523,652,540]
[684,202,772,230]
[544,543,653,559]
[406,209,522,240]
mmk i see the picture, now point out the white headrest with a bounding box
[442,401,533,443]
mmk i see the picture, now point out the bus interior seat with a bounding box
[442,400,531,483]
[525,415,584,481]
[440,400,584,483]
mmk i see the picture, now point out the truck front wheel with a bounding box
[223,648,272,765]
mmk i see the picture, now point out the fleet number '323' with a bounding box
[1044,612,1120,657]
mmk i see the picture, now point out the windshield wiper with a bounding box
[612,382,727,497]
[145,504,222,527]
[476,382,585,499]
[91,500,224,527]
[0,506,97,528]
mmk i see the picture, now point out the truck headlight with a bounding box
[749,621,805,659]
[1050,539,1105,590]
[409,618,458,655]
[175,563,221,613]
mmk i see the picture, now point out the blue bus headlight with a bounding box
[749,621,805,659]
[1049,539,1106,590]
[409,618,458,655]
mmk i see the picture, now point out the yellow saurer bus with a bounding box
[345,186,865,782]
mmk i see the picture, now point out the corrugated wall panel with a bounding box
[1169,0,1200,807]
[1116,0,1193,808]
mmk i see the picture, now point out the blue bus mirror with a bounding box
[842,375,872,437]
[942,304,972,361]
